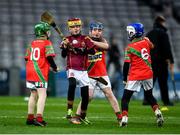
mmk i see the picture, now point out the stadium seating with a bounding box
[0,0,179,72]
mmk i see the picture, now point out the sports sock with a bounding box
[27,114,34,120]
[67,101,73,110]
[122,110,128,116]
[80,112,86,119]
[80,86,89,111]
[36,114,43,122]
[115,112,122,120]
[152,104,159,112]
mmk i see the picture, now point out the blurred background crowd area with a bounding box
[0,0,180,98]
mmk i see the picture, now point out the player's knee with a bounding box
[105,91,112,100]
[144,89,153,98]
[145,89,157,104]
[103,88,113,99]
[69,77,76,88]
[31,91,38,98]
[68,77,76,101]
[121,90,131,103]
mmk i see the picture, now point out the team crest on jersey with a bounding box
[72,39,78,44]
[88,52,102,62]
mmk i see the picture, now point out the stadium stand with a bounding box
[0,0,179,71]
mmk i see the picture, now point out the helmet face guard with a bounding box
[127,25,136,41]
[67,18,82,28]
[126,23,144,41]
[34,22,50,37]
[89,22,103,31]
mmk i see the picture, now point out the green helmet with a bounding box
[34,22,50,37]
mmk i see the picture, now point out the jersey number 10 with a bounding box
[30,47,40,61]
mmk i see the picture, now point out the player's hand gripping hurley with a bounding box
[41,11,77,53]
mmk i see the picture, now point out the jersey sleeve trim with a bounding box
[24,45,31,59]
[45,45,55,57]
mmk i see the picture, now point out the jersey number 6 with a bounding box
[141,48,149,60]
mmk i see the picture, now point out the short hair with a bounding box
[154,15,166,23]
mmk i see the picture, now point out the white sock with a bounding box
[155,108,162,116]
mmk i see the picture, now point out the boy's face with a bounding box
[90,28,103,39]
[69,25,81,35]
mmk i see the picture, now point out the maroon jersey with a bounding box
[64,35,95,70]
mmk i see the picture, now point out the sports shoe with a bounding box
[70,116,81,125]
[117,114,122,126]
[66,109,73,119]
[117,117,122,126]
[80,117,91,125]
[34,120,47,127]
[155,109,164,127]
[26,119,35,125]
[120,116,128,127]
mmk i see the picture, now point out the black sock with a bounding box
[81,112,86,119]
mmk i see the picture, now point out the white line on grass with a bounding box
[0,103,112,107]
[0,115,178,120]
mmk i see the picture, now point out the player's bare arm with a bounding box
[92,38,109,50]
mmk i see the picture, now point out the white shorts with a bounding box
[67,69,90,87]
[26,81,48,90]
[89,76,111,90]
[125,78,153,92]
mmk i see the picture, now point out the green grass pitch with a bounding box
[0,96,180,134]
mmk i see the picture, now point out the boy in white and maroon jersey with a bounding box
[60,18,95,123]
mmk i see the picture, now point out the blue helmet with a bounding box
[89,21,104,31]
[126,23,144,41]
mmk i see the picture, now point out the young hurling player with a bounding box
[60,18,96,123]
[120,23,164,127]
[72,22,122,125]
[25,22,58,126]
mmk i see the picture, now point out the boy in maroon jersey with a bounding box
[25,22,58,126]
[60,18,96,123]
[121,23,164,127]
[60,18,112,124]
